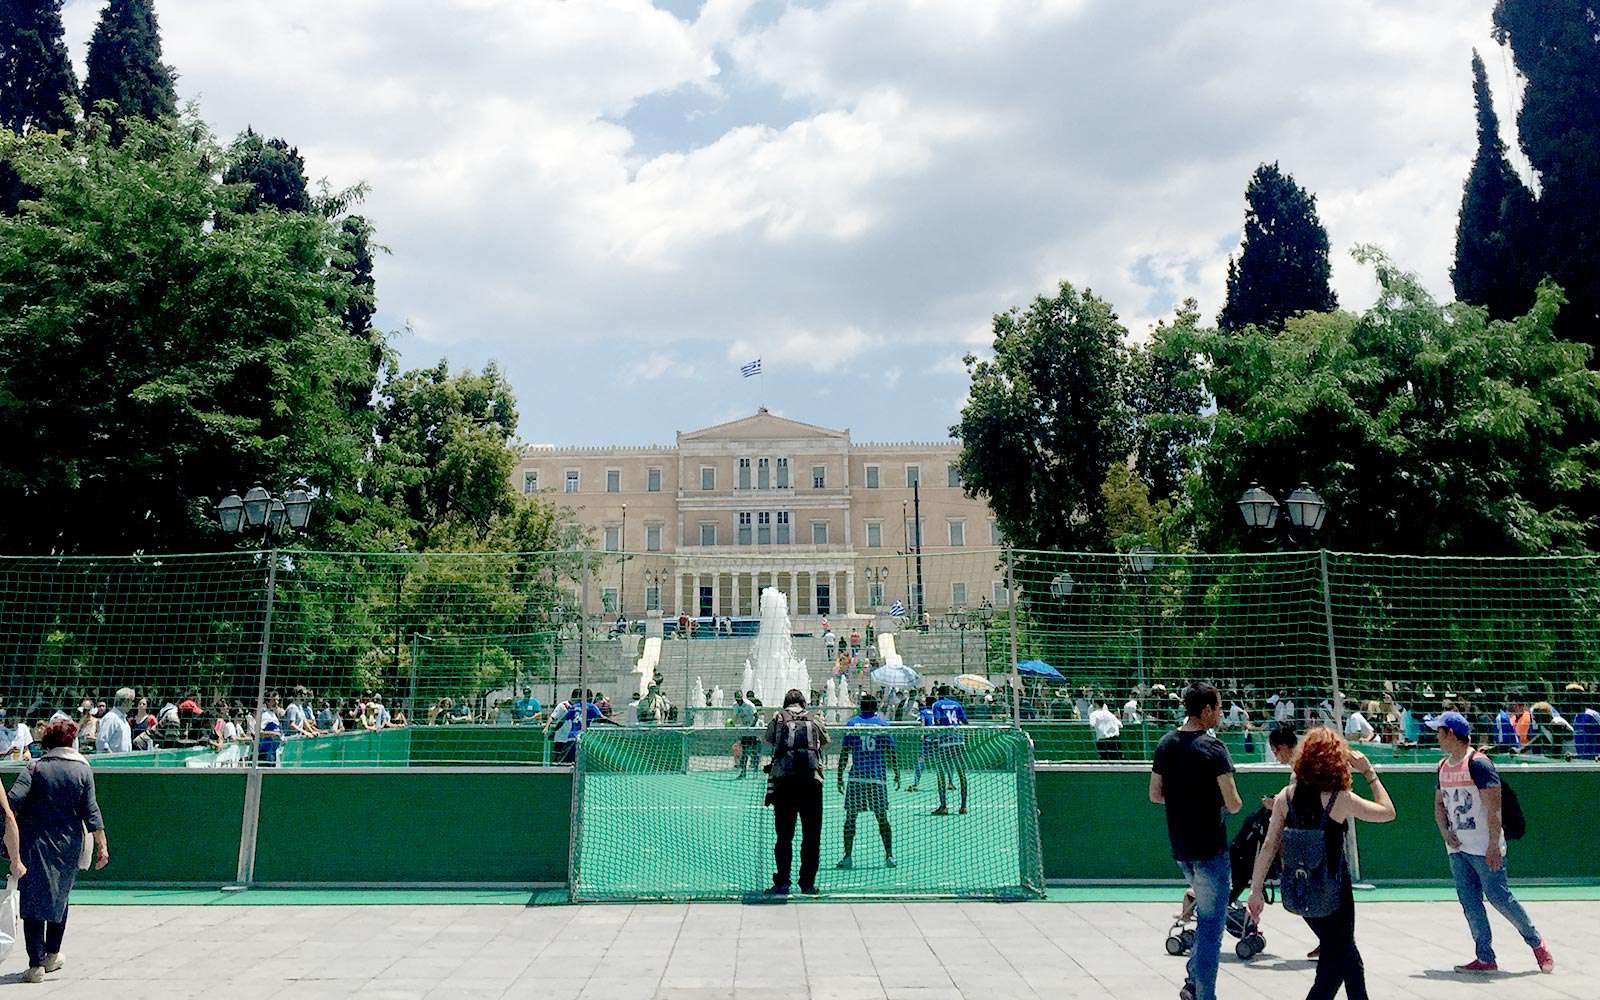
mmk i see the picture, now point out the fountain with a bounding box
[744,587,812,708]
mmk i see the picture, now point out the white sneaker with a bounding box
[835,857,853,870]
[43,954,63,974]
[885,856,897,868]
[23,967,44,984]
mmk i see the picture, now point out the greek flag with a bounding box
[741,359,762,378]
[888,600,906,617]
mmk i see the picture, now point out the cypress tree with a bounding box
[0,0,79,134]
[334,214,384,413]
[1218,162,1338,331]
[1493,0,1600,346]
[82,0,176,128]
[223,127,311,213]
[1452,50,1538,320]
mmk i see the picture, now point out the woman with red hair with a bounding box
[1247,726,1395,1000]
[6,719,109,983]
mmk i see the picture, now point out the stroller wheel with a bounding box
[1166,934,1185,956]
[1235,939,1253,960]
[1181,929,1196,951]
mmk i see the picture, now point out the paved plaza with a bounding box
[1,898,1594,999]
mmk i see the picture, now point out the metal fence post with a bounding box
[251,548,277,767]
[579,555,589,739]
[1318,549,1344,730]
[1006,546,1021,728]
[235,546,277,886]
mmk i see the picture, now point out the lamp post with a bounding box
[618,503,628,625]
[865,564,890,611]
[1125,545,1156,757]
[214,483,315,770]
[943,603,994,676]
[1237,482,1328,550]
[643,568,667,613]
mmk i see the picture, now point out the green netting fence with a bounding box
[1,549,1598,766]
[568,724,1044,901]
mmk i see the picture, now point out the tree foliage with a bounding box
[222,126,311,214]
[82,0,176,133]
[0,110,378,554]
[0,0,78,134]
[1492,0,1600,348]
[1184,249,1600,555]
[953,281,1131,551]
[1128,300,1207,506]
[1218,162,1337,332]
[1452,50,1539,321]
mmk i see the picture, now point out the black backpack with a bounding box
[1279,788,1344,919]
[769,710,822,781]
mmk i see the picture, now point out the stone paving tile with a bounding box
[3,900,1597,998]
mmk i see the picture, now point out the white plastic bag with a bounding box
[0,875,19,964]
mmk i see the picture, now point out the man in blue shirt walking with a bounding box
[836,695,899,869]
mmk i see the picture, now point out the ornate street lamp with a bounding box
[1238,482,1328,549]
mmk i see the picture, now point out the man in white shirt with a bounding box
[1269,691,1295,724]
[1088,699,1123,760]
[98,688,135,754]
[0,711,30,760]
[1121,692,1143,724]
[1222,700,1250,729]
[1345,706,1377,742]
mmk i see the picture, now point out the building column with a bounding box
[786,574,798,618]
[845,569,856,616]
[681,572,693,618]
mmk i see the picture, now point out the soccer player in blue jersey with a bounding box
[929,688,969,815]
[906,695,936,792]
[835,695,900,869]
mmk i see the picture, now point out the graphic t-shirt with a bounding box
[1152,728,1235,862]
[930,698,968,745]
[843,714,894,783]
[1437,751,1506,856]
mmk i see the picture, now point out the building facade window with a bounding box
[701,466,715,491]
[565,470,579,494]
[948,519,965,547]
[951,582,968,608]
[776,458,789,489]
[992,580,1010,607]
[811,521,828,545]
[868,580,885,607]
[906,464,921,488]
[699,522,717,546]
[645,585,661,611]
[990,519,1002,545]
[738,512,752,545]
[947,464,961,488]
[738,458,751,490]
[606,469,621,493]
[602,588,618,613]
[645,524,662,552]
[603,526,621,551]
[865,521,882,548]
[865,465,880,489]
[816,581,831,616]
[776,511,790,544]
[757,511,771,545]
[812,465,826,489]
[757,457,770,490]
[647,468,662,492]
[522,471,538,494]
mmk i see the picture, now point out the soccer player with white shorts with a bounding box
[836,695,899,869]
[929,690,969,816]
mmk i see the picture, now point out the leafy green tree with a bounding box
[82,0,176,133]
[332,214,383,414]
[1128,300,1207,505]
[1452,51,1539,321]
[1185,249,1600,555]
[370,360,523,549]
[953,281,1131,551]
[1218,162,1337,332]
[223,127,311,213]
[1493,0,1600,347]
[0,110,379,554]
[0,0,78,134]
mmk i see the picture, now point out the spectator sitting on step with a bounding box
[0,709,30,761]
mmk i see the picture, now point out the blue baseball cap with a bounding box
[1424,710,1470,739]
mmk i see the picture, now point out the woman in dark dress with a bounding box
[1247,726,1395,1000]
[6,719,109,983]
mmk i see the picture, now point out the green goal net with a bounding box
[569,724,1045,901]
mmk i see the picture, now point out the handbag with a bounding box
[0,875,18,963]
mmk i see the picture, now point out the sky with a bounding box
[62,0,1519,445]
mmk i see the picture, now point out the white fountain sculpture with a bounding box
[743,587,812,707]
[710,686,724,708]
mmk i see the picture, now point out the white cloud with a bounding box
[55,1,1506,440]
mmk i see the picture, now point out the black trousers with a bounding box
[1095,737,1122,760]
[1303,880,1366,1000]
[23,907,69,969]
[771,778,823,889]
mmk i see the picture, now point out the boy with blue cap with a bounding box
[1427,710,1553,974]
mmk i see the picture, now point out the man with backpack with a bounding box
[763,688,830,896]
[1427,710,1554,974]
[1150,682,1243,1000]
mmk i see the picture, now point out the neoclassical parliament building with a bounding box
[511,409,1004,625]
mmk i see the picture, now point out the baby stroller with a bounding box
[1166,806,1276,961]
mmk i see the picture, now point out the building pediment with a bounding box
[678,408,848,445]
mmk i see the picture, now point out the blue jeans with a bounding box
[1449,852,1543,963]
[1178,851,1230,1000]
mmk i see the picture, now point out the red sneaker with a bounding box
[1454,959,1498,973]
[1532,943,1554,974]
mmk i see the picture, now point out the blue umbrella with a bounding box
[870,663,921,689]
[1015,659,1065,681]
